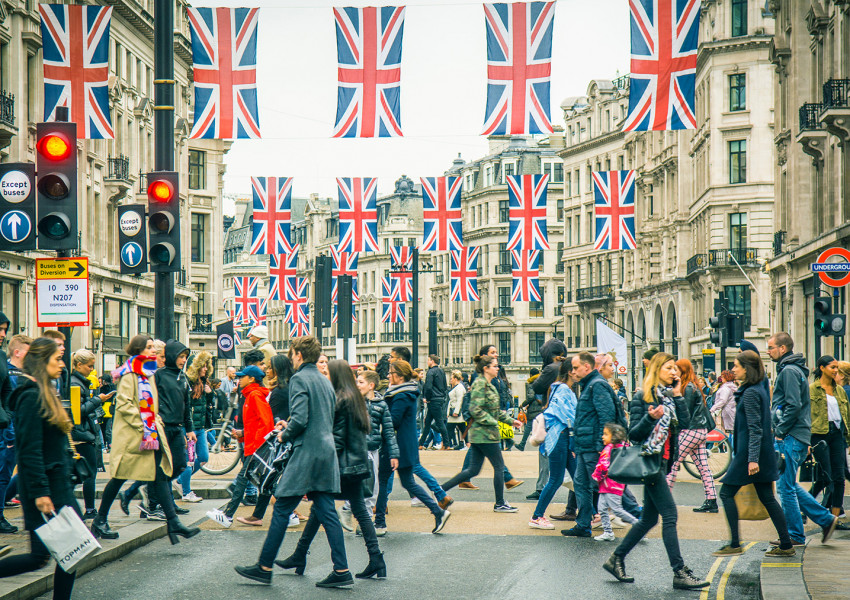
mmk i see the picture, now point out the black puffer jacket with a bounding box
[333,400,370,480]
[367,396,399,457]
[629,389,690,473]
[154,340,192,430]
[68,370,102,443]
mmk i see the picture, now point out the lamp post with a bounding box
[91,322,103,373]
[390,248,437,368]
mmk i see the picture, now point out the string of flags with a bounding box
[39,1,699,140]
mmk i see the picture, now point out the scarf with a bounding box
[113,355,159,450]
[641,385,679,456]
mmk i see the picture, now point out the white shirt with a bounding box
[826,394,842,428]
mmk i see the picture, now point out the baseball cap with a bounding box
[235,365,265,381]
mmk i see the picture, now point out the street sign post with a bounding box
[35,257,89,327]
[812,247,850,287]
[0,163,36,251]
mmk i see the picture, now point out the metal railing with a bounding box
[576,285,614,302]
[708,247,758,267]
[687,254,706,274]
[380,332,421,342]
[138,172,148,194]
[190,313,212,333]
[822,78,850,109]
[773,231,786,256]
[799,103,824,131]
[435,273,444,284]
[473,308,483,318]
[495,264,512,274]
[106,155,131,181]
[0,91,14,127]
[494,306,514,316]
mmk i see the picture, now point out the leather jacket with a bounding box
[333,401,370,480]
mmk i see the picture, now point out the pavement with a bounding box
[0,447,841,599]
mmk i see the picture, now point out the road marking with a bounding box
[716,542,757,600]
[699,557,724,600]
[762,563,802,567]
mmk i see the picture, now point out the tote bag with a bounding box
[529,414,547,447]
[735,484,771,521]
[35,506,101,573]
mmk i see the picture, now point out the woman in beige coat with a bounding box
[92,335,199,544]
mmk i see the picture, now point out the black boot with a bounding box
[315,570,354,589]
[603,554,634,583]
[355,552,387,579]
[167,517,201,545]
[692,499,718,513]
[118,491,132,516]
[234,563,272,585]
[274,548,308,575]
[91,516,119,540]
[673,566,710,589]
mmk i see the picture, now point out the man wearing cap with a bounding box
[248,325,276,376]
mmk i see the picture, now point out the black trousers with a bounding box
[810,424,846,510]
[418,400,448,445]
[75,441,99,511]
[442,442,506,504]
[97,449,176,521]
[298,479,380,558]
[719,481,792,549]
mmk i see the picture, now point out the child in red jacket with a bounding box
[592,423,638,541]
[207,365,273,528]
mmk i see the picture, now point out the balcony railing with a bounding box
[687,254,706,275]
[380,332,421,342]
[494,306,514,317]
[190,313,212,333]
[708,247,758,267]
[773,231,786,256]
[138,171,148,194]
[800,103,824,131]
[106,155,131,181]
[0,91,14,127]
[435,273,444,284]
[576,285,614,302]
[495,264,512,274]
[473,308,483,318]
[822,78,850,109]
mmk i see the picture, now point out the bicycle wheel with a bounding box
[683,436,732,479]
[201,424,242,475]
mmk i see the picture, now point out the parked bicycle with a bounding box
[683,429,732,479]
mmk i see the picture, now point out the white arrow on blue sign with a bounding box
[0,210,32,243]
[121,242,143,268]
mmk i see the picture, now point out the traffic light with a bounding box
[0,163,37,252]
[709,296,728,347]
[36,122,77,251]
[814,296,846,337]
[315,255,333,327]
[146,171,180,272]
[117,204,148,275]
[727,316,745,347]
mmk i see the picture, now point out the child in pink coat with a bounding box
[592,423,639,541]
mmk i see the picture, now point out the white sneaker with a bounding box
[206,508,232,528]
[594,532,615,542]
[611,517,628,529]
[411,497,426,508]
[182,492,203,503]
[287,513,300,528]
[338,507,354,531]
[434,443,443,450]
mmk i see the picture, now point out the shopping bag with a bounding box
[529,414,547,447]
[35,506,101,573]
[734,484,770,521]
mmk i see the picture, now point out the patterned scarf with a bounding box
[641,385,679,456]
[113,355,159,450]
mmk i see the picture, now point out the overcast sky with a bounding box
[195,0,630,212]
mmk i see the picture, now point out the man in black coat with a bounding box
[418,354,449,448]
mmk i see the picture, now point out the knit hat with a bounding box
[738,340,758,354]
[248,325,268,339]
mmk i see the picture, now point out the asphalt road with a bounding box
[45,530,764,600]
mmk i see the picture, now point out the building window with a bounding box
[729,73,746,111]
[192,283,206,316]
[556,242,564,273]
[408,237,416,248]
[731,0,747,37]
[191,213,206,262]
[103,298,130,340]
[729,213,747,250]
[498,332,511,363]
[503,162,515,183]
[556,198,564,222]
[543,161,564,183]
[729,140,747,184]
[725,284,752,329]
[393,237,403,248]
[485,165,493,186]
[498,199,509,223]
[557,286,564,305]
[498,286,510,308]
[566,217,572,246]
[188,150,205,190]
[0,280,20,332]
[529,296,544,318]
[529,332,546,361]
[138,307,154,335]
[498,243,510,267]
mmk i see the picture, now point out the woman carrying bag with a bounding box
[603,352,708,590]
[67,349,105,520]
[0,338,82,599]
[713,350,794,557]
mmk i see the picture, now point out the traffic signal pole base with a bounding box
[155,272,175,341]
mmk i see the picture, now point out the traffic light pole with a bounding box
[814,276,822,364]
[411,248,419,368]
[154,0,175,341]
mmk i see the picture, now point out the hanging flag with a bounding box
[333,6,405,138]
[623,0,699,131]
[450,246,480,302]
[337,177,379,253]
[331,246,359,302]
[187,7,261,139]
[284,277,309,325]
[482,2,555,136]
[216,319,236,359]
[511,249,540,302]
[269,247,299,301]
[390,246,414,270]
[233,276,259,325]
[222,304,242,345]
[250,177,293,255]
[592,170,637,251]
[596,319,628,376]
[249,296,267,326]
[289,319,310,338]
[381,277,406,323]
[421,176,463,252]
[507,174,549,251]
[39,4,114,139]
[390,269,412,302]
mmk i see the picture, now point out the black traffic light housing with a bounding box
[0,163,37,251]
[814,296,846,337]
[315,255,333,328]
[36,122,78,251]
[146,171,180,272]
[117,204,148,275]
[709,296,728,347]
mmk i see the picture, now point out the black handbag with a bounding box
[66,432,94,486]
[246,432,292,496]
[608,445,662,485]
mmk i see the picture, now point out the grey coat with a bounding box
[275,363,340,497]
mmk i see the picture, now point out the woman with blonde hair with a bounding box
[67,348,104,519]
[603,353,708,590]
[178,351,214,502]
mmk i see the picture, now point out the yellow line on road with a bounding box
[717,542,757,600]
[699,557,724,600]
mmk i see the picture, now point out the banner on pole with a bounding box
[216,319,236,359]
[596,319,627,376]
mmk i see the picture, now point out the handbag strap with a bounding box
[66,431,81,460]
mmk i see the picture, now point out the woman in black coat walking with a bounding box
[267,354,293,422]
[713,351,794,557]
[68,349,104,519]
[0,338,81,600]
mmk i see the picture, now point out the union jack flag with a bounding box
[592,171,637,251]
[337,177,379,253]
[250,177,293,255]
[284,277,309,325]
[223,305,243,345]
[421,177,463,252]
[482,2,555,136]
[333,6,405,138]
[381,277,406,323]
[249,297,267,326]
[511,249,541,302]
[187,7,261,139]
[289,319,310,338]
[331,246,359,303]
[390,270,412,302]
[390,246,414,270]
[233,276,259,325]
[507,174,549,251]
[623,0,699,131]
[269,248,299,301]
[39,5,114,139]
[450,247,480,302]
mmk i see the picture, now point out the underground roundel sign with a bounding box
[812,248,850,287]
[218,333,234,353]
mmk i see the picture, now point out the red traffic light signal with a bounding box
[37,133,73,161]
[146,171,180,273]
[148,179,175,203]
[36,122,77,251]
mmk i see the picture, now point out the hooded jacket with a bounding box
[771,352,811,445]
[532,338,567,398]
[241,381,273,456]
[0,311,12,428]
[385,381,422,468]
[154,340,192,431]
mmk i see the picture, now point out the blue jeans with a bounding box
[777,436,835,541]
[533,429,574,519]
[412,463,446,502]
[0,439,16,519]
[575,451,600,533]
[178,428,209,495]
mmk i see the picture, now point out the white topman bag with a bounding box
[529,414,547,447]
[35,506,101,573]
